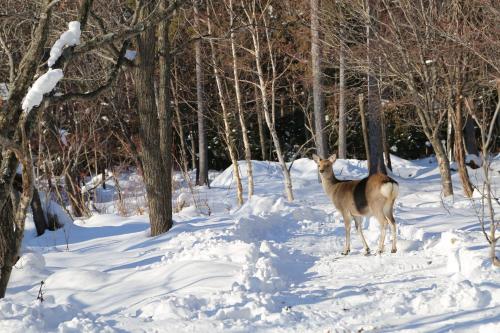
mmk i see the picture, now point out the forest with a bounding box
[0,0,499,332]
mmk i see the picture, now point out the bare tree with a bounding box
[465,89,500,267]
[206,3,244,206]
[228,0,254,198]
[243,0,294,201]
[365,0,386,175]
[193,0,209,186]
[311,0,328,158]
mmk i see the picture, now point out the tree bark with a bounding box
[311,0,328,158]
[133,2,172,236]
[229,0,254,198]
[0,198,15,298]
[359,94,370,169]
[366,0,386,175]
[256,86,267,160]
[452,102,473,198]
[431,136,454,197]
[464,115,479,157]
[194,2,209,186]
[157,0,174,230]
[338,43,347,159]
[380,108,392,171]
[31,187,48,236]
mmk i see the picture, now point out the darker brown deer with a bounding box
[312,154,399,255]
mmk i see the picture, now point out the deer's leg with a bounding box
[384,206,397,254]
[354,216,370,255]
[383,200,397,253]
[376,213,387,254]
[341,212,352,255]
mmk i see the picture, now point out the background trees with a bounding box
[0,0,499,296]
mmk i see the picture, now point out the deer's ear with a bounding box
[312,154,321,164]
[328,154,337,163]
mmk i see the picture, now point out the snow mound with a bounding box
[16,252,46,272]
[211,160,283,187]
[46,269,111,291]
[0,299,114,333]
[411,278,491,313]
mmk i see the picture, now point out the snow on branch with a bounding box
[22,69,63,113]
[47,21,81,68]
[21,21,81,114]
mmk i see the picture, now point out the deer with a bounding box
[312,154,399,255]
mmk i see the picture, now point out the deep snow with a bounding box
[1,155,500,332]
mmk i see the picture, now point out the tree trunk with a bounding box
[359,94,370,169]
[0,198,15,298]
[229,0,253,199]
[380,108,392,171]
[157,0,173,231]
[311,0,328,158]
[194,2,209,186]
[207,13,244,206]
[31,187,48,236]
[431,136,454,197]
[171,77,189,175]
[338,43,347,159]
[65,169,85,217]
[366,0,386,175]
[256,86,267,160]
[134,2,172,236]
[447,108,454,161]
[453,103,473,198]
[464,115,479,157]
[249,15,294,201]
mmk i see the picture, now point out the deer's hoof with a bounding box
[391,248,397,254]
[341,250,350,256]
[377,249,384,255]
[364,249,371,256]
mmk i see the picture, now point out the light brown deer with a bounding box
[312,154,399,255]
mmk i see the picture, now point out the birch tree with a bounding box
[242,0,294,201]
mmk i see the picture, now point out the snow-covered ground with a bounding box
[1,155,500,332]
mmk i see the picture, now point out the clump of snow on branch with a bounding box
[21,21,81,114]
[21,69,63,113]
[47,21,81,68]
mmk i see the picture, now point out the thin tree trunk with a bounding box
[447,108,454,161]
[194,2,208,186]
[359,94,370,170]
[229,0,253,198]
[247,9,294,201]
[366,0,386,175]
[380,108,392,171]
[453,102,473,197]
[190,129,197,172]
[338,43,347,159]
[256,86,267,160]
[311,0,328,158]
[207,10,244,206]
[171,79,189,175]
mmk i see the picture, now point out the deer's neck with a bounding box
[320,171,340,193]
